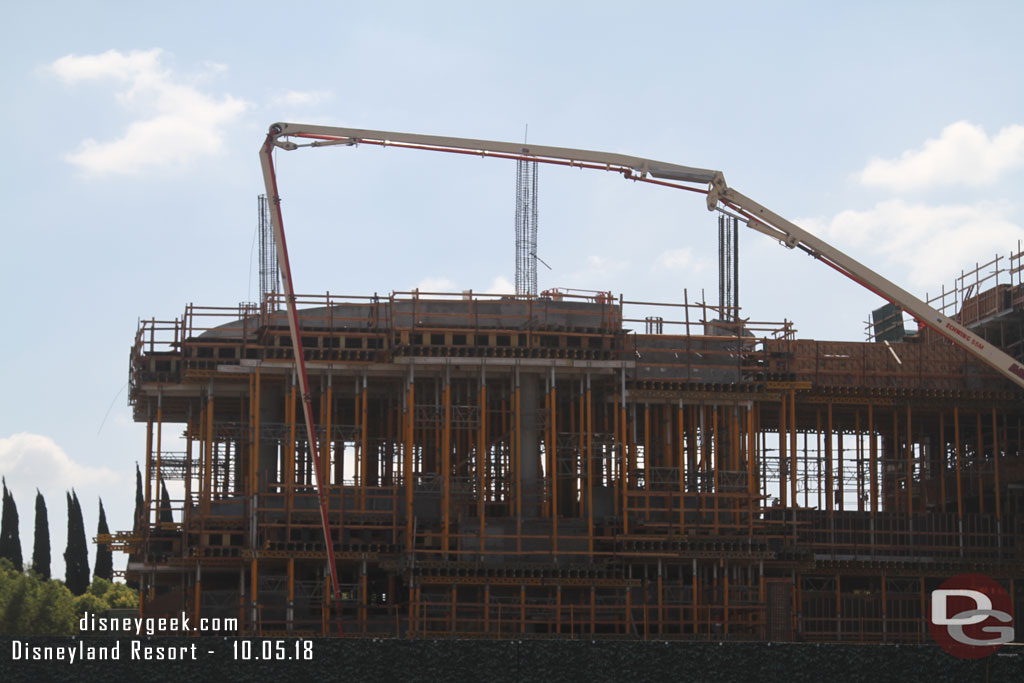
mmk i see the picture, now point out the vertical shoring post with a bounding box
[586,371,593,557]
[679,399,686,536]
[196,400,205,521]
[802,429,808,509]
[699,405,707,522]
[746,402,755,535]
[657,560,664,636]
[837,429,844,513]
[733,406,741,528]
[835,575,841,641]
[185,407,193,529]
[755,406,764,506]
[260,133,343,630]
[826,403,834,514]
[712,407,720,534]
[156,389,163,527]
[360,373,367,522]
[919,576,926,643]
[976,412,984,515]
[350,378,359,489]
[205,387,215,515]
[549,367,557,557]
[287,557,295,632]
[892,407,899,514]
[361,560,368,633]
[939,412,946,514]
[250,552,258,634]
[623,579,630,637]
[907,405,914,514]
[194,565,202,629]
[405,367,415,555]
[954,405,963,520]
[144,402,153,525]
[723,562,729,637]
[692,559,699,636]
[544,372,551,519]
[237,569,245,633]
[993,407,1002,554]
[815,408,822,510]
[521,584,527,634]
[881,575,887,643]
[613,376,620,526]
[789,390,797,515]
[855,410,863,513]
[869,404,878,516]
[324,374,332,505]
[644,403,650,518]
[287,375,296,521]
[253,368,261,499]
[479,367,487,561]
[485,584,492,635]
[514,366,522,553]
[578,381,585,520]
[621,368,628,535]
[442,365,451,559]
[793,573,800,641]
[779,395,787,508]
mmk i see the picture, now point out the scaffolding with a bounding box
[122,278,1024,641]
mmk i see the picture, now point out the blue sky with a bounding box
[2,1,1024,578]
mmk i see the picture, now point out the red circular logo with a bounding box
[928,573,1014,659]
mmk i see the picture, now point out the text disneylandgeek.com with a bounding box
[7,612,315,662]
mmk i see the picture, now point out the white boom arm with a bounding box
[262,121,1024,393]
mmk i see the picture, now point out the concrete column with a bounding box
[259,382,283,493]
[520,372,541,517]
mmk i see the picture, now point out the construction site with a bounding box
[116,125,1024,643]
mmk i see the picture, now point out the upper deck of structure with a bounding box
[129,286,1019,422]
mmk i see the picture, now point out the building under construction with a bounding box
[118,126,1024,642]
[121,257,1023,641]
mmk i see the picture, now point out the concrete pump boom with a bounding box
[258,123,1024,627]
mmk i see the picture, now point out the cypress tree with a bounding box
[94,499,113,581]
[127,464,144,591]
[134,464,144,530]
[32,490,50,579]
[160,481,174,524]
[64,491,89,595]
[0,479,23,572]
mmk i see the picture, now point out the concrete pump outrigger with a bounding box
[258,122,1024,633]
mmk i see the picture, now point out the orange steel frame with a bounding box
[119,288,1024,641]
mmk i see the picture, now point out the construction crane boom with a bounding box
[258,123,1024,620]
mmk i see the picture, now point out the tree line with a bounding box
[0,477,138,634]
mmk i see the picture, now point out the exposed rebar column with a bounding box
[515,158,539,297]
[258,194,281,310]
[718,214,739,320]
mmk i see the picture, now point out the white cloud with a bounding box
[658,247,693,269]
[271,89,331,107]
[49,48,247,174]
[800,199,1024,289]
[416,276,457,292]
[487,276,515,294]
[586,255,629,274]
[0,433,119,489]
[859,121,1024,191]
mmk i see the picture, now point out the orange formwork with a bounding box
[120,287,1024,641]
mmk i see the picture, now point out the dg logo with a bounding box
[929,573,1015,659]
